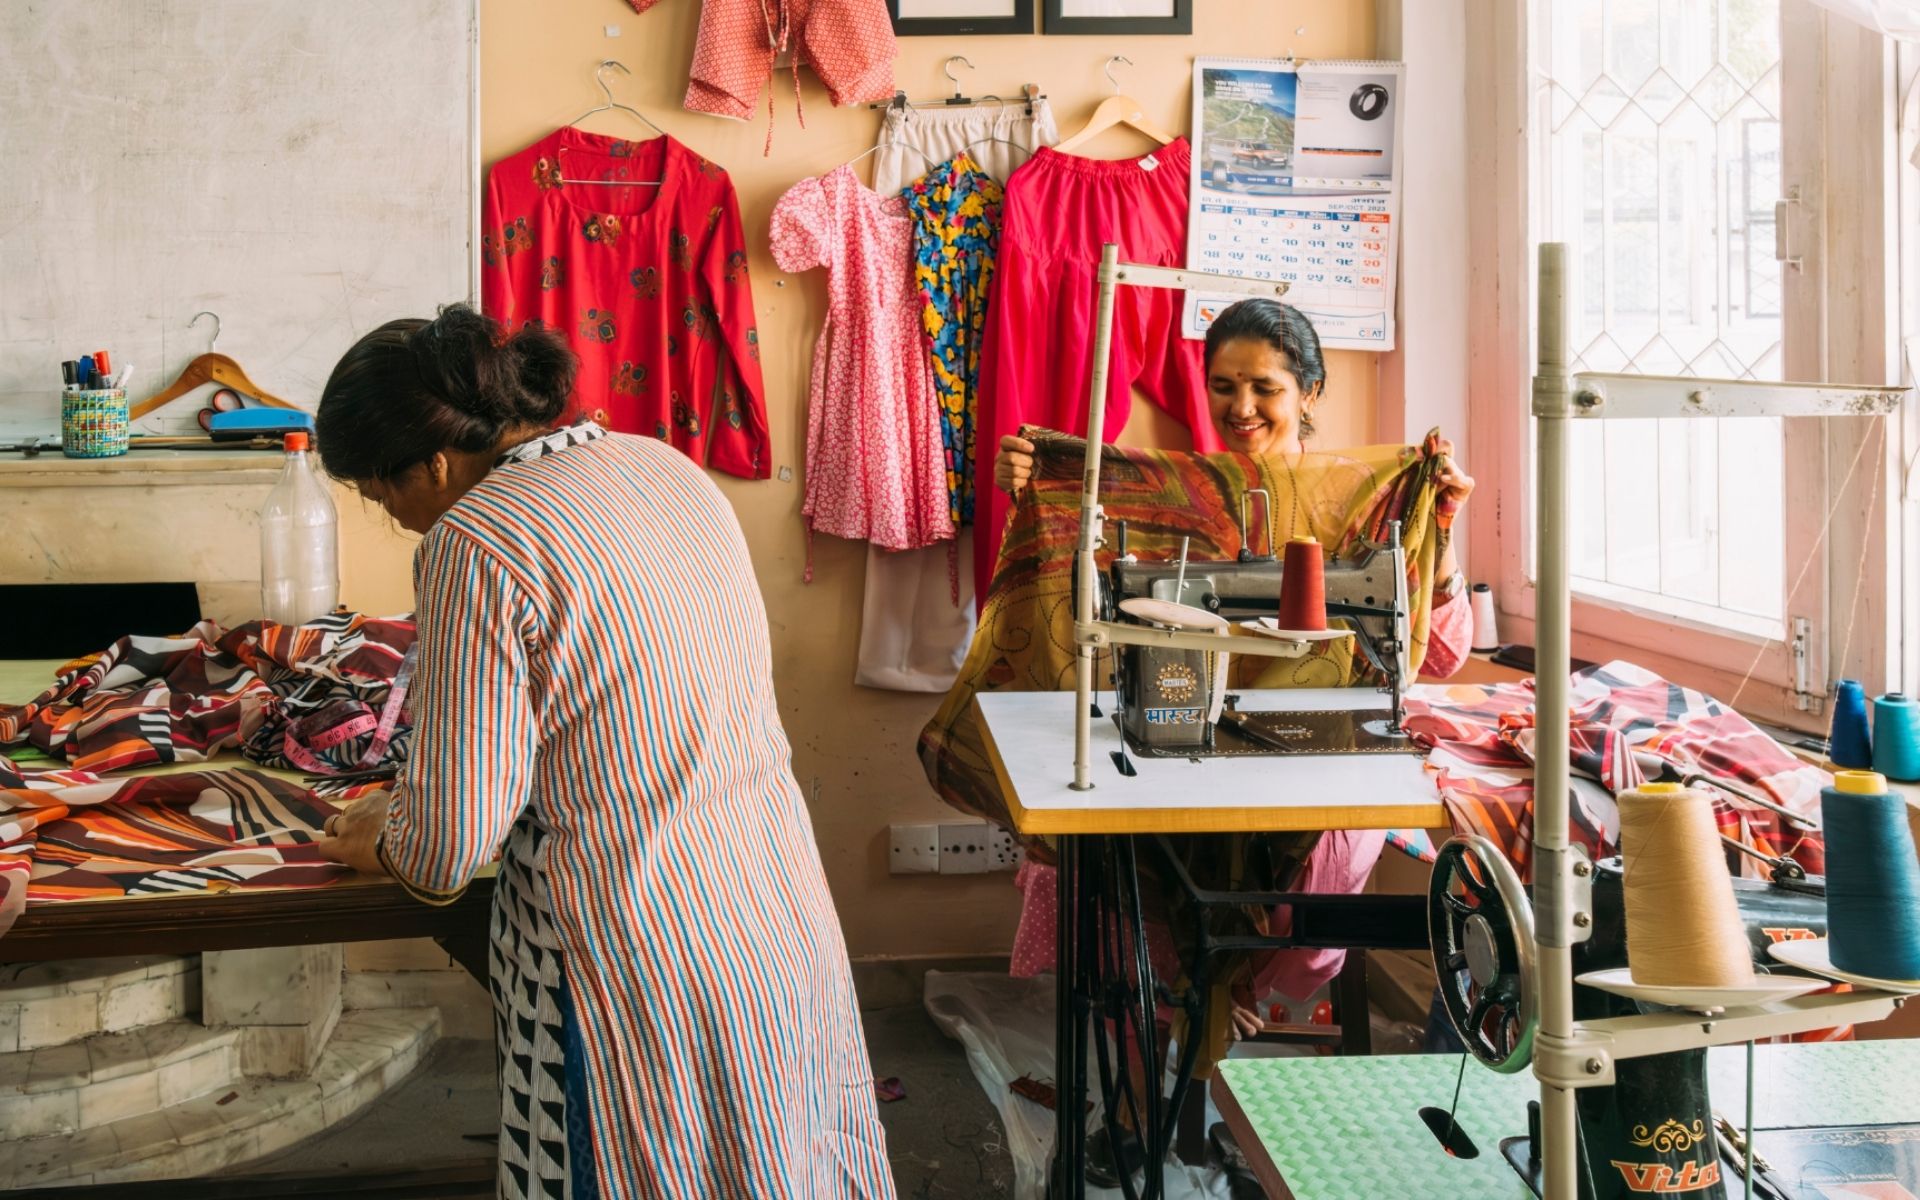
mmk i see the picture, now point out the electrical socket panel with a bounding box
[987,825,1026,873]
[938,821,991,875]
[889,823,940,875]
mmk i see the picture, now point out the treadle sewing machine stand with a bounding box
[1035,246,1438,1200]
[1507,242,1914,1198]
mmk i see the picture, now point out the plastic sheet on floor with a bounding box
[924,970,1259,1200]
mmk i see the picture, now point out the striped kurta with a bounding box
[376,425,895,1199]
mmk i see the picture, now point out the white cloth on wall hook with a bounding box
[1805,0,1920,40]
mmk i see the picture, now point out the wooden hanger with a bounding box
[130,312,297,421]
[1052,56,1176,156]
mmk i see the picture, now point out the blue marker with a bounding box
[77,356,95,389]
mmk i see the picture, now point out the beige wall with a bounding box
[338,0,1385,959]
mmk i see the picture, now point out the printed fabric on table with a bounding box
[905,152,1003,529]
[0,763,348,938]
[1402,659,1830,880]
[0,612,416,781]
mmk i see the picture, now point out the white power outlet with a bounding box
[987,825,1026,873]
[938,821,991,875]
[889,823,940,875]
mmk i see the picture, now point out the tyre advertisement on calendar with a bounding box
[1185,57,1404,351]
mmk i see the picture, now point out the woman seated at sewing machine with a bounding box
[994,299,1476,664]
[973,298,1475,1168]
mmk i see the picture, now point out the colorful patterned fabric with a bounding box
[0,613,416,778]
[0,764,344,937]
[376,430,892,1198]
[919,429,1445,833]
[905,153,1003,528]
[1403,660,1829,879]
[771,166,952,555]
[482,129,770,479]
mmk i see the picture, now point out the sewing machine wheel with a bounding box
[1429,836,1537,1074]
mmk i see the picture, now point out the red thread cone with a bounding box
[1278,536,1327,632]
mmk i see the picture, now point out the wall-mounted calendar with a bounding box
[1183,57,1404,352]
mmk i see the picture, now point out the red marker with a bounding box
[93,350,113,378]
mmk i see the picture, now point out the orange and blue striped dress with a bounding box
[375,423,895,1199]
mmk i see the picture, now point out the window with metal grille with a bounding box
[1533,0,1787,638]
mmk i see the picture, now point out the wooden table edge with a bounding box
[1212,1069,1298,1200]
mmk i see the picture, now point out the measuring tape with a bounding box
[281,644,416,776]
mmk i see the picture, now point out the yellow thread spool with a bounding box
[1617,783,1755,987]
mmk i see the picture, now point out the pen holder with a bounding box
[61,389,129,458]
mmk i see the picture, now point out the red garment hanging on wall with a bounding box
[974,139,1211,602]
[482,129,771,479]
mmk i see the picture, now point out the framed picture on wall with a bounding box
[889,0,1034,36]
[1043,0,1190,35]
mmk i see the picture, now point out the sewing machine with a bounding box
[1430,836,1836,1199]
[1097,503,1414,758]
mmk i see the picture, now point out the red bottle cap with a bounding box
[283,432,310,452]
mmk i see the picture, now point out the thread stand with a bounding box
[1527,241,1912,1197]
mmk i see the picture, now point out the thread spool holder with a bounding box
[1526,242,1912,1197]
[1068,247,1295,792]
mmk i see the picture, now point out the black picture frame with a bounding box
[1042,0,1190,35]
[888,0,1035,36]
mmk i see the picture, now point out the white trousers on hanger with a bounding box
[855,99,1060,693]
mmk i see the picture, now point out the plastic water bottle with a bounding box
[259,431,339,625]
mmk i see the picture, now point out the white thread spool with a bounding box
[1470,583,1499,652]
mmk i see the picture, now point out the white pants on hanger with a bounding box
[855,99,1060,693]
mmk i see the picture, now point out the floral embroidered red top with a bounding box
[482,128,770,478]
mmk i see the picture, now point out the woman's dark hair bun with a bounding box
[316,303,578,481]
[407,305,573,428]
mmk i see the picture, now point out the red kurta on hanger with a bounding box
[482,128,771,479]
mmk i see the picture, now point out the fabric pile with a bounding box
[0,612,416,777]
[0,613,417,934]
[1403,660,1829,876]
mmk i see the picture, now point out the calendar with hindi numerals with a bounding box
[1183,57,1404,352]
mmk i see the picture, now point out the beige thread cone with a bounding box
[1617,784,1755,987]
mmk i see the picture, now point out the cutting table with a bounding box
[0,660,494,1198]
[977,686,1445,1200]
[1213,1041,1920,1200]
[0,659,492,978]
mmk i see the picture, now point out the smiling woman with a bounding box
[1202,296,1327,453]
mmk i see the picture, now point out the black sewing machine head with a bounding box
[1098,505,1412,756]
[1430,839,1828,1199]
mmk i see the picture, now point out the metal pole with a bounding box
[1073,244,1122,791]
[1532,242,1578,1198]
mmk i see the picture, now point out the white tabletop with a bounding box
[975,688,1446,836]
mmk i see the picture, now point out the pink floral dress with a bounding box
[771,165,953,563]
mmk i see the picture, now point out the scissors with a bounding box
[197,387,253,431]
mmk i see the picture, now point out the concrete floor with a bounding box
[251,1002,1017,1198]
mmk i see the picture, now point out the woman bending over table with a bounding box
[315,307,894,1200]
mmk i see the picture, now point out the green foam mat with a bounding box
[1217,1041,1920,1200]
[1217,1054,1537,1200]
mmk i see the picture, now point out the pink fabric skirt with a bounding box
[1008,828,1388,1000]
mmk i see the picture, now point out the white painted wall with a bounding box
[0,0,476,439]
[1375,0,1474,578]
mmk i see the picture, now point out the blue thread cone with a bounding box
[1822,771,1920,980]
[1872,693,1920,783]
[1830,679,1874,769]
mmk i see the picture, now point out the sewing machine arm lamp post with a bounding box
[1529,242,1911,1197]
[1070,245,1293,791]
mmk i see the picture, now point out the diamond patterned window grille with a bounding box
[1534,0,1787,627]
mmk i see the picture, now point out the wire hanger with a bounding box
[1053,55,1177,155]
[868,56,1043,115]
[131,311,297,421]
[561,60,666,188]
[956,133,1035,174]
[841,139,940,186]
